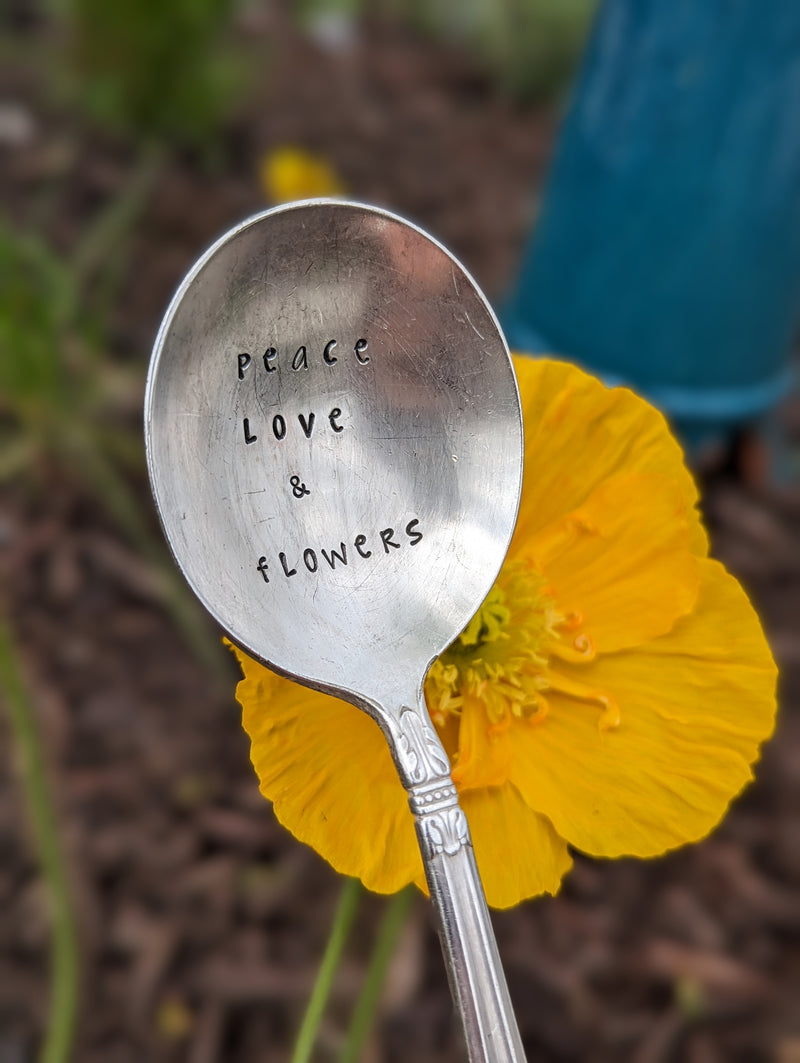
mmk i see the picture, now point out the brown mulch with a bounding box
[2,12,799,1063]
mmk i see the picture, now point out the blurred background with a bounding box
[1,2,799,1061]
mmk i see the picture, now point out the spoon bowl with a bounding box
[145,200,526,1062]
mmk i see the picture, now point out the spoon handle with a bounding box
[393,704,527,1063]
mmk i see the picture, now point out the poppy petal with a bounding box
[510,559,777,857]
[511,356,707,556]
[462,784,572,908]
[233,647,423,894]
[532,471,700,652]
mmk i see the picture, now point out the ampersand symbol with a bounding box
[290,475,310,499]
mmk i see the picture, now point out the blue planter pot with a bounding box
[501,0,800,451]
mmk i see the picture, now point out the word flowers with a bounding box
[256,518,423,585]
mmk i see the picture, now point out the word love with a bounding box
[236,337,369,379]
[256,518,422,585]
[243,408,343,445]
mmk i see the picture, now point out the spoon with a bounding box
[144,200,526,1062]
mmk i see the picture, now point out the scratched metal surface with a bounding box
[144,200,523,720]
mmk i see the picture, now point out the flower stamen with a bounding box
[534,515,600,566]
[525,691,551,725]
[546,668,621,731]
[426,556,620,758]
[549,632,596,664]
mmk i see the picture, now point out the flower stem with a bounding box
[70,143,164,297]
[290,876,362,1063]
[337,884,416,1063]
[0,622,80,1063]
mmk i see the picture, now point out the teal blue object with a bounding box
[501,0,800,450]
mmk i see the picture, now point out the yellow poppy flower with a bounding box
[259,146,346,204]
[232,356,777,909]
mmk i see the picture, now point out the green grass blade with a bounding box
[0,622,80,1063]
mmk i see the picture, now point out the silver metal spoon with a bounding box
[144,200,526,1062]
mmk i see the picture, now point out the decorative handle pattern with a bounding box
[392,704,527,1063]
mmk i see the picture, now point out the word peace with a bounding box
[237,337,369,379]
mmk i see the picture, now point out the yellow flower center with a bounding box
[426,558,620,738]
